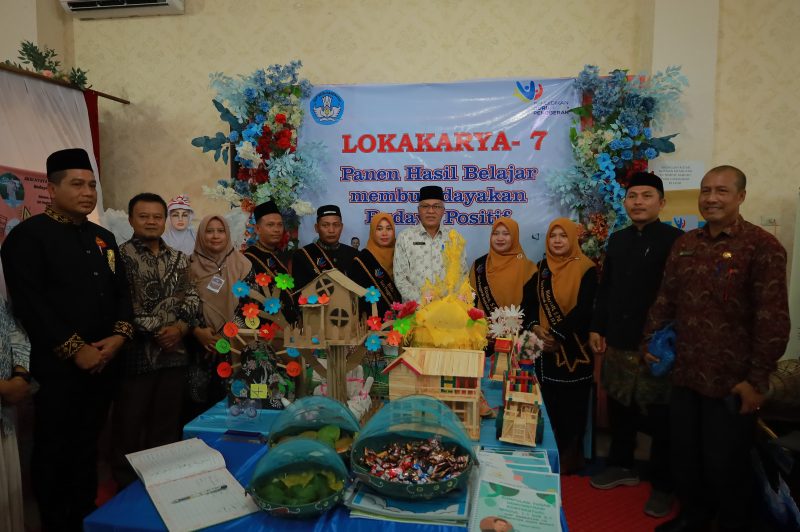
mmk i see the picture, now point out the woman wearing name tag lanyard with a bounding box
[185,215,253,417]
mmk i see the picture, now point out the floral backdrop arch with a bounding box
[193,62,686,259]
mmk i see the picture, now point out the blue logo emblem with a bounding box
[310,90,344,125]
[316,257,328,269]
[266,256,276,268]
[374,268,384,279]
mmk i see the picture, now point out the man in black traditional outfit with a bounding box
[292,204,357,290]
[243,200,299,324]
[1,148,134,531]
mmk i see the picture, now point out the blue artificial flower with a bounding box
[365,334,382,352]
[217,179,229,187]
[241,122,262,143]
[260,102,270,113]
[244,87,257,101]
[255,113,265,123]
[228,130,239,142]
[232,281,250,298]
[627,126,639,137]
[575,64,601,92]
[644,147,659,159]
[621,150,633,161]
[307,295,319,304]
[609,139,622,151]
[364,286,381,304]
[286,347,300,358]
[641,96,656,114]
[643,127,652,139]
[264,298,282,315]
[620,137,634,149]
[611,155,620,163]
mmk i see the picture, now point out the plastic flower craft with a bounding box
[365,334,382,352]
[286,347,301,358]
[318,294,330,304]
[307,295,319,304]
[223,322,240,337]
[242,302,260,319]
[264,298,282,315]
[215,338,231,354]
[232,281,250,297]
[363,286,381,304]
[367,316,382,331]
[275,273,294,290]
[397,300,418,318]
[258,323,278,341]
[393,316,413,336]
[255,273,272,287]
[386,330,403,347]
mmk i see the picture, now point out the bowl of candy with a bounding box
[248,439,348,518]
[351,396,475,499]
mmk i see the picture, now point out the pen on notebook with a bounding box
[171,484,228,504]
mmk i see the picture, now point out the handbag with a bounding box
[647,322,675,377]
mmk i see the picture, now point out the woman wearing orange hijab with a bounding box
[470,217,537,314]
[349,213,402,317]
[521,217,597,473]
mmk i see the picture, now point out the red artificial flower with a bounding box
[276,136,292,150]
[468,307,485,321]
[240,198,254,214]
[386,330,403,347]
[258,323,279,341]
[384,310,394,321]
[223,322,240,338]
[252,168,269,184]
[262,124,272,135]
[318,293,330,304]
[391,302,404,312]
[275,113,287,125]
[237,167,250,181]
[242,302,260,319]
[367,316,383,331]
[255,273,272,287]
[397,300,418,318]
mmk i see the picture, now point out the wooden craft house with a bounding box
[499,370,542,447]
[489,337,514,382]
[382,347,484,439]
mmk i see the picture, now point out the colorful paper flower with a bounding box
[468,307,485,321]
[311,336,320,345]
[216,362,232,378]
[242,302,260,319]
[365,334,382,352]
[391,302,404,312]
[264,298,282,315]
[397,300,418,318]
[232,281,250,298]
[367,316,382,331]
[364,286,380,304]
[318,293,330,304]
[258,323,277,340]
[223,322,239,338]
[393,316,413,336]
[275,273,294,290]
[286,347,300,358]
[245,316,260,329]
[298,295,308,305]
[286,361,302,377]
[307,295,319,304]
[215,338,231,354]
[386,330,403,347]
[255,273,272,287]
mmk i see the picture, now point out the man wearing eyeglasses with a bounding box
[292,204,357,291]
[393,185,466,302]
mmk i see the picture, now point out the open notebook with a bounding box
[126,438,259,531]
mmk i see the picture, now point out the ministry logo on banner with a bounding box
[298,77,579,263]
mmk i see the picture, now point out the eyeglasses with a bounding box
[419,203,445,212]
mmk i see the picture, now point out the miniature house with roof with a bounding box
[499,369,542,447]
[382,347,484,439]
[284,269,372,403]
[489,337,514,381]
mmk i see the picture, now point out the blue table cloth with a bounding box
[86,376,564,531]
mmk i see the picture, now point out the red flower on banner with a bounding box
[468,307,485,321]
[242,303,260,319]
[255,273,272,287]
[367,316,382,331]
[275,113,287,125]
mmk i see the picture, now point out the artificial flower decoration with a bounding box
[223,322,240,337]
[307,294,319,304]
[311,336,320,344]
[397,300,418,319]
[255,273,272,287]
[386,330,403,347]
[286,347,300,358]
[365,334,382,352]
[468,307,485,321]
[391,302,404,312]
[264,298,282,315]
[258,323,278,341]
[318,293,330,304]
[232,281,251,298]
[364,286,381,304]
[383,310,394,322]
[393,316,413,336]
[216,361,233,378]
[275,273,295,290]
[245,316,260,329]
[241,302,260,319]
[488,305,525,338]
[286,361,302,377]
[367,316,383,331]
[298,295,308,305]
[215,338,231,354]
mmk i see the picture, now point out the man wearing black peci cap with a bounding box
[588,172,683,518]
[244,200,298,323]
[393,185,466,302]
[1,148,134,531]
[292,204,357,290]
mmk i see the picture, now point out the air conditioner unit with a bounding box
[59,0,185,20]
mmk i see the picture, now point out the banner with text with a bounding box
[298,78,579,262]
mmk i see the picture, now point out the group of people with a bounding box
[0,148,790,532]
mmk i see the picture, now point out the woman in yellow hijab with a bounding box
[349,213,402,317]
[470,217,537,314]
[521,217,597,473]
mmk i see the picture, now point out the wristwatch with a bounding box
[11,370,32,383]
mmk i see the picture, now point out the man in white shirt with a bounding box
[393,185,466,302]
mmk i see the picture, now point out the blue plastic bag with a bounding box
[647,323,675,377]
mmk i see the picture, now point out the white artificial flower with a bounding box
[236,141,261,167]
[290,199,315,216]
[488,305,525,338]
